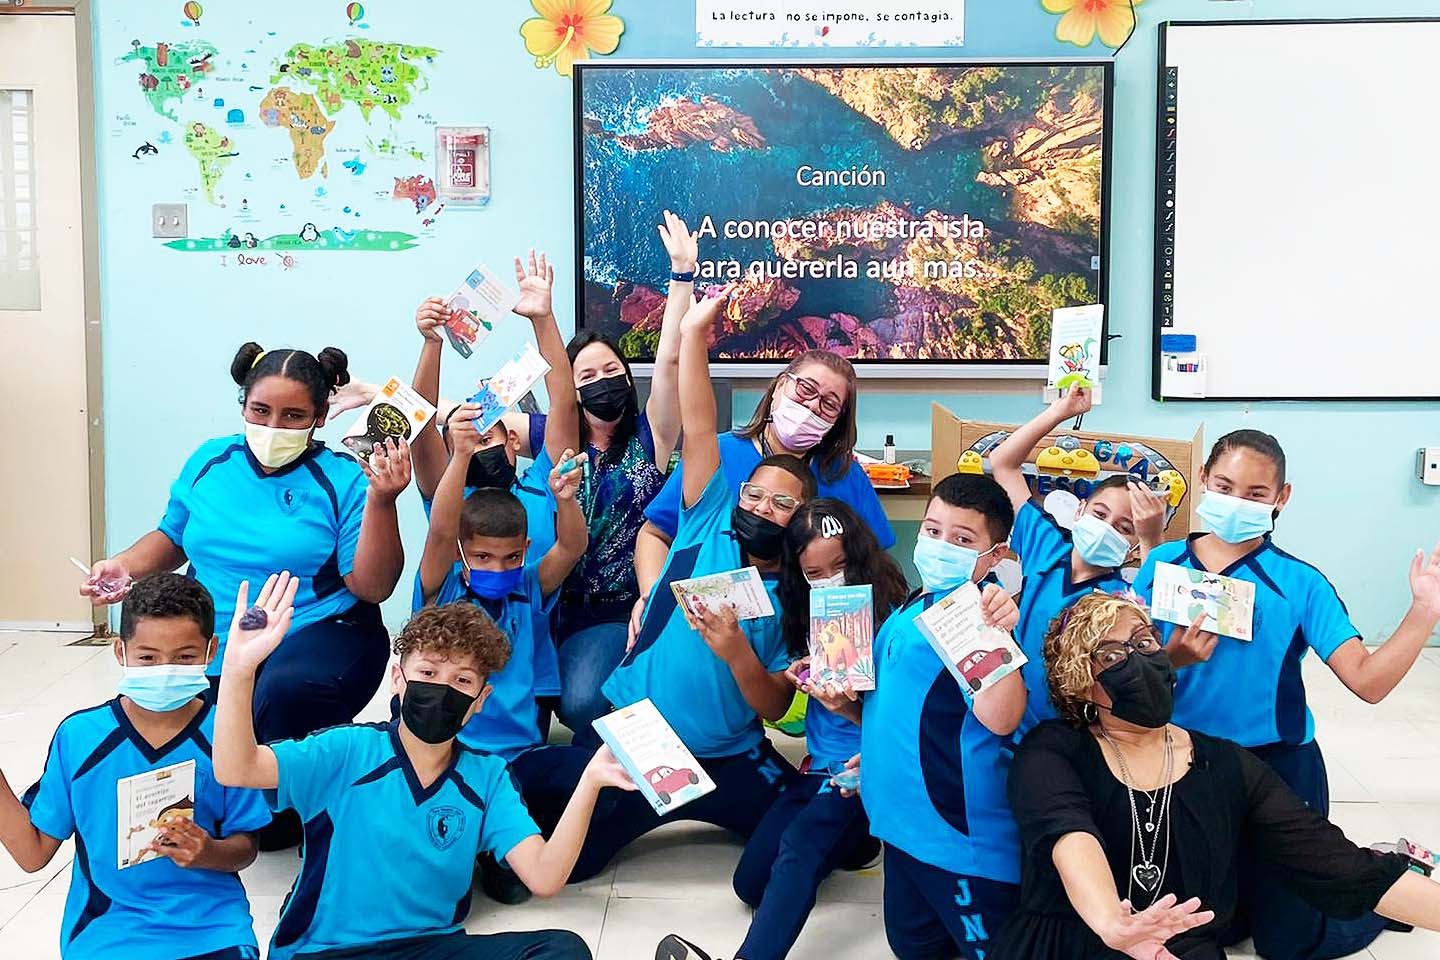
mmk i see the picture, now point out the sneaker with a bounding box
[656,934,718,960]
[765,691,808,738]
[475,852,532,905]
[839,836,882,872]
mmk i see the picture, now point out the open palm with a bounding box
[512,250,554,320]
[225,572,299,673]
[1409,543,1440,619]
[1103,895,1214,960]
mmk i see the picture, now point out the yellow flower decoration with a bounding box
[521,0,625,78]
[1043,0,1143,49]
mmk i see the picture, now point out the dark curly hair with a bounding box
[230,342,351,415]
[778,499,909,658]
[120,574,216,640]
[394,602,511,678]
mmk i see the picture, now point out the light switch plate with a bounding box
[1417,449,1440,486]
[152,203,188,239]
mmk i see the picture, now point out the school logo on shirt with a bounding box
[427,805,465,851]
[278,487,308,514]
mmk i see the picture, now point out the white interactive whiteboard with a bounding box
[1155,19,1440,400]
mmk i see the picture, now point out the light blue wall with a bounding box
[93,0,1440,637]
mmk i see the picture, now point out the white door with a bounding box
[0,11,96,631]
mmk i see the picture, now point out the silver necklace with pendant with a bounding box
[1100,726,1174,906]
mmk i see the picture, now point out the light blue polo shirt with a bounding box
[160,436,367,675]
[604,469,791,758]
[804,700,862,772]
[22,698,270,960]
[414,561,557,761]
[1011,503,1129,732]
[643,431,895,549]
[861,583,1022,883]
[266,720,539,960]
[1132,535,1360,747]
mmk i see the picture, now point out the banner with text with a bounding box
[696,1,965,47]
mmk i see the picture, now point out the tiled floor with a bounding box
[1,632,1439,959]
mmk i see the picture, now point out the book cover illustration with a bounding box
[669,566,775,629]
[443,262,519,358]
[592,698,716,816]
[116,759,196,869]
[1150,562,1256,641]
[467,344,551,434]
[807,584,876,691]
[914,582,1027,700]
[340,377,436,459]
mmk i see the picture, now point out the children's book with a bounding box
[340,377,437,459]
[116,759,196,869]
[1150,562,1256,641]
[808,585,876,691]
[670,566,775,629]
[467,344,551,434]
[593,698,715,815]
[914,582,1027,700]
[1047,304,1105,397]
[443,262,520,358]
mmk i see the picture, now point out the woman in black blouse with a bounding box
[993,592,1440,960]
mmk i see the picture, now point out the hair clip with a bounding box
[251,350,267,369]
[820,515,844,539]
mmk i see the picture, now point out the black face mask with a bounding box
[465,443,516,490]
[731,506,788,562]
[578,374,631,423]
[400,679,477,744]
[1098,650,1177,729]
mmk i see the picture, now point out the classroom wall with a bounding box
[92,0,1440,638]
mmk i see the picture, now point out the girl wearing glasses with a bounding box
[1132,430,1440,960]
[993,592,1440,960]
[631,347,894,646]
[574,286,814,881]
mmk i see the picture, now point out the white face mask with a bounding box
[805,571,847,590]
[245,422,312,469]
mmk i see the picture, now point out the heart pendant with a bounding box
[1133,862,1161,892]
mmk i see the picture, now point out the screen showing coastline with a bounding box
[576,62,1111,367]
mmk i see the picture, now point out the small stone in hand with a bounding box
[238,606,268,630]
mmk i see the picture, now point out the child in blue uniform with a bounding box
[579,286,809,881]
[861,473,1025,960]
[1132,429,1440,960]
[215,574,635,960]
[990,386,1166,731]
[1,574,270,960]
[655,499,908,960]
[417,401,593,904]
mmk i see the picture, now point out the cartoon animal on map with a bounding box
[132,142,159,159]
[298,223,321,243]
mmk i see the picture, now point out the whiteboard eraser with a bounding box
[1160,334,1197,352]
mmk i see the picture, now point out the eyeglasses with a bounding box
[785,374,844,420]
[1090,625,1164,673]
[740,481,801,516]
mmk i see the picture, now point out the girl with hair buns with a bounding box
[992,592,1440,960]
[82,343,411,846]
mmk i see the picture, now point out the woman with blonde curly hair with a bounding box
[990,592,1440,960]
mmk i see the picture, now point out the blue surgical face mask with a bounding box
[1072,512,1131,568]
[458,540,524,600]
[1196,490,1275,544]
[117,642,212,713]
[913,535,998,594]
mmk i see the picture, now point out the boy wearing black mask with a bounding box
[215,574,634,960]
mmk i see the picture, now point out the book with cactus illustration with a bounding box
[1150,562,1255,641]
[808,585,876,691]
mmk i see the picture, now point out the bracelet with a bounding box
[670,270,695,283]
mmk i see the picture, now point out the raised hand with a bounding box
[1409,543,1440,620]
[581,745,639,793]
[658,209,699,272]
[549,449,587,502]
[1099,894,1214,960]
[1054,384,1093,421]
[327,379,379,420]
[147,817,213,869]
[80,558,132,606]
[359,437,412,502]
[1164,614,1218,669]
[224,573,299,674]
[446,403,484,458]
[512,250,555,321]
[1128,478,1168,549]
[981,582,1020,632]
[679,283,736,337]
[415,296,448,343]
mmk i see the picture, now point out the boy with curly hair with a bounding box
[214,573,635,960]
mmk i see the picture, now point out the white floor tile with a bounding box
[611,821,744,901]
[466,882,611,952]
[240,848,303,897]
[1369,927,1440,959]
[597,896,753,960]
[0,892,64,959]
[0,880,44,928]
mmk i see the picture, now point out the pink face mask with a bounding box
[770,393,834,452]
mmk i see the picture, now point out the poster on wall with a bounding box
[577,61,1111,367]
[696,1,965,47]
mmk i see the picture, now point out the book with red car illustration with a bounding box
[592,698,715,816]
[442,262,520,358]
[808,584,876,691]
[914,581,1027,700]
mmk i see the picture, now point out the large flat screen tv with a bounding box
[575,61,1113,375]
